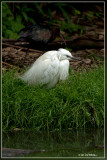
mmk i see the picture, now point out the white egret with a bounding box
[21,48,85,88]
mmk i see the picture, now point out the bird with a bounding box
[18,24,66,65]
[21,48,85,89]
[18,24,66,49]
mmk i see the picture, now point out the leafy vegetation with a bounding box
[2,2,103,39]
[2,3,24,39]
[2,66,104,131]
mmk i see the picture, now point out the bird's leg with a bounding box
[43,44,48,53]
[22,45,29,66]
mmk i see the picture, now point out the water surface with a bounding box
[2,128,104,158]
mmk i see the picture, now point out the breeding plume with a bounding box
[21,48,85,88]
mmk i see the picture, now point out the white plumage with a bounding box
[21,48,84,88]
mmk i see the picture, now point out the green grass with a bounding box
[2,66,104,131]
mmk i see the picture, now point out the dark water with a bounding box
[2,128,104,158]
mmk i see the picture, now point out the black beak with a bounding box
[71,57,86,63]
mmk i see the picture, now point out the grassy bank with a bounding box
[2,66,104,131]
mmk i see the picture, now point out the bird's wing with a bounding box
[19,25,52,43]
[22,55,60,85]
[19,26,32,37]
[31,29,52,43]
[59,60,69,80]
[40,58,60,85]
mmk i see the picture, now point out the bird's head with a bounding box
[58,48,85,63]
[52,28,66,45]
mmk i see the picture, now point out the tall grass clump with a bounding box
[2,66,104,131]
